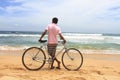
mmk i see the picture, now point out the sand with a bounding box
[0,50,120,80]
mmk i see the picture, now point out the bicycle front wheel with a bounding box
[22,47,46,71]
[62,48,83,71]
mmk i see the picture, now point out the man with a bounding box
[39,17,66,69]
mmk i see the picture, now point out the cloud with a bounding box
[1,0,120,18]
[0,0,120,33]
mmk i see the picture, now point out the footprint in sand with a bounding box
[3,65,25,71]
[0,73,4,78]
[103,66,112,69]
[91,70,104,75]
[0,76,20,80]
[13,67,25,71]
[79,69,89,74]
[118,72,120,75]
[56,76,86,80]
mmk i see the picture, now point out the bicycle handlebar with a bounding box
[39,40,47,43]
[38,40,66,45]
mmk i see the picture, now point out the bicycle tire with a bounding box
[22,47,46,71]
[62,48,83,71]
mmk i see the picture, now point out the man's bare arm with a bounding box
[59,33,66,44]
[39,30,47,41]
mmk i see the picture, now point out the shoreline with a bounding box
[0,49,120,54]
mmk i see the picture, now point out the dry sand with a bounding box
[0,50,120,80]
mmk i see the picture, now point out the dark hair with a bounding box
[52,17,58,24]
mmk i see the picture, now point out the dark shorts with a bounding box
[47,44,57,57]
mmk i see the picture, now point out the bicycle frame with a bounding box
[39,41,67,60]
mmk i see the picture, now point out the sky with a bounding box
[0,0,120,33]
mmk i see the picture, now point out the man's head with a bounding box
[52,17,58,24]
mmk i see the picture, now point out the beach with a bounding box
[0,50,120,80]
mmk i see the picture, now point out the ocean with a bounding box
[0,31,120,54]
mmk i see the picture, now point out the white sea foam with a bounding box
[62,33,120,44]
[0,34,40,37]
[64,35,104,40]
[63,33,102,36]
[0,45,30,50]
[63,33,104,40]
[81,49,120,54]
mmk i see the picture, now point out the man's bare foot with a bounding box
[56,67,61,69]
[50,66,55,69]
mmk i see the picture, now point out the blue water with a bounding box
[0,31,120,52]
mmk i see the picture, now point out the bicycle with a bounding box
[22,40,83,71]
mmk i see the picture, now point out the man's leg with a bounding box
[54,58,61,69]
[48,44,58,69]
[52,47,61,69]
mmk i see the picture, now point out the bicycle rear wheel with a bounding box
[62,48,83,71]
[22,47,46,71]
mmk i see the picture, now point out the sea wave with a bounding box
[0,31,120,52]
[63,33,120,44]
[63,33,103,36]
[0,32,104,37]
[103,33,120,36]
[64,35,104,40]
[0,34,40,37]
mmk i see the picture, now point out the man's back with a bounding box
[46,23,61,44]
